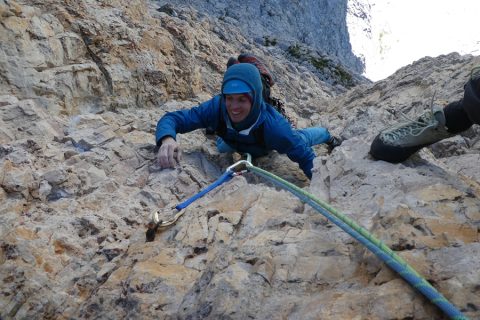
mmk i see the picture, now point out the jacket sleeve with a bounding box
[263,116,316,179]
[155,96,220,145]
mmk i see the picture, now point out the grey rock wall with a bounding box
[155,0,365,73]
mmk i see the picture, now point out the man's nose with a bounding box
[230,100,241,108]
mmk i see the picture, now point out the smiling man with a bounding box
[155,62,340,179]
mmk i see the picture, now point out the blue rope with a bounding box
[249,167,468,320]
[175,171,234,211]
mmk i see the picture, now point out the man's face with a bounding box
[225,94,252,123]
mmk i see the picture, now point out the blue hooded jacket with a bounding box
[156,63,316,179]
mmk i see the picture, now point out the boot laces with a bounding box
[381,111,438,142]
[380,93,442,143]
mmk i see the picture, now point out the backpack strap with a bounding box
[252,122,266,148]
[269,97,296,128]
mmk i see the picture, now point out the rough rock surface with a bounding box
[1,0,479,319]
[154,0,365,73]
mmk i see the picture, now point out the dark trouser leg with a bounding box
[443,99,473,134]
[462,76,480,124]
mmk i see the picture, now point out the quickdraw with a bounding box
[145,154,251,242]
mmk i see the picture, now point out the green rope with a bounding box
[247,164,421,274]
[246,163,468,320]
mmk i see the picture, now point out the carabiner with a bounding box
[226,153,252,174]
[146,208,186,242]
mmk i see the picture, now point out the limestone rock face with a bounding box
[0,0,479,319]
[156,0,365,73]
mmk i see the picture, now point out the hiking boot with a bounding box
[326,135,342,153]
[370,104,455,163]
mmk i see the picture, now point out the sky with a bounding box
[360,0,480,81]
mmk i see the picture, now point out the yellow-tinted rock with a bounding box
[15,227,38,240]
[416,183,463,202]
[424,218,478,244]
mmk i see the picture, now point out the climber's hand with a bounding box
[157,136,182,169]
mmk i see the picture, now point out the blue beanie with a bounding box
[223,79,251,95]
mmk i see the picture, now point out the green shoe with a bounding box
[370,100,455,163]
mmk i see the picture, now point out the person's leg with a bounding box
[462,66,480,125]
[216,137,235,153]
[296,127,342,152]
[444,99,472,133]
[296,127,330,146]
[370,66,480,163]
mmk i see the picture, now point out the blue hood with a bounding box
[221,63,265,131]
